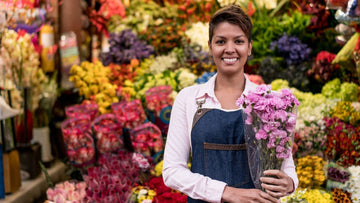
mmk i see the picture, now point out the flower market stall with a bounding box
[1,0,360,202]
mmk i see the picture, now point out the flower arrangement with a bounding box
[331,188,352,203]
[270,33,312,66]
[0,28,48,111]
[61,114,96,167]
[111,99,147,129]
[108,59,140,87]
[324,101,360,167]
[326,162,351,191]
[92,113,124,154]
[296,155,326,189]
[99,29,154,66]
[306,51,340,83]
[281,188,333,203]
[107,0,177,34]
[139,19,189,55]
[130,122,164,157]
[65,103,99,121]
[46,181,87,203]
[69,61,119,114]
[147,52,178,75]
[236,84,299,189]
[293,120,327,159]
[83,151,141,202]
[271,79,337,130]
[185,22,209,51]
[345,165,360,203]
[321,78,360,102]
[146,176,187,203]
[128,186,156,203]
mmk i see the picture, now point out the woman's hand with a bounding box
[260,170,294,199]
[221,186,279,203]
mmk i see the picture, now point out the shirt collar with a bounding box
[195,73,258,101]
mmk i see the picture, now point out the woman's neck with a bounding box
[214,73,246,110]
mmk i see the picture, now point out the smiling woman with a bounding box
[162,4,298,203]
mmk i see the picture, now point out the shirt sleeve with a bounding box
[162,88,227,203]
[281,152,299,192]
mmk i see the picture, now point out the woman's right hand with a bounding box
[221,186,279,203]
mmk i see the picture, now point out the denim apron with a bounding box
[188,97,255,203]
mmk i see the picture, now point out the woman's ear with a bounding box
[208,40,212,55]
[248,40,253,56]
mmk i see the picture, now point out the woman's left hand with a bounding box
[260,170,294,199]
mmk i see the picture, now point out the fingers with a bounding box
[259,190,279,203]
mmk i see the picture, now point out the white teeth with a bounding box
[223,58,237,63]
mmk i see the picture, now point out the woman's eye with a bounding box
[235,40,244,44]
[215,40,225,44]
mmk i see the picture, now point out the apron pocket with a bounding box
[204,142,253,188]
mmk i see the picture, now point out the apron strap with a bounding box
[191,96,211,129]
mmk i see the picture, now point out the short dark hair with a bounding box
[209,5,252,43]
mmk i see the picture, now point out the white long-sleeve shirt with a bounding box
[162,74,299,203]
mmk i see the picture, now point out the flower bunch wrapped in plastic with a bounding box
[144,85,173,135]
[296,155,326,188]
[83,151,141,202]
[92,113,125,154]
[61,114,96,167]
[130,123,163,157]
[46,181,87,202]
[236,84,300,189]
[65,103,99,121]
[111,99,147,129]
[326,162,350,191]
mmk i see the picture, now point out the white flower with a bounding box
[148,52,177,74]
[185,22,209,51]
[177,68,197,90]
[346,165,360,203]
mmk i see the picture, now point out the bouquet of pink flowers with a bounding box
[236,84,299,189]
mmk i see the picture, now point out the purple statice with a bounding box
[196,71,216,84]
[327,167,350,183]
[270,33,311,66]
[100,29,155,65]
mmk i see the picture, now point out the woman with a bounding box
[162,5,298,203]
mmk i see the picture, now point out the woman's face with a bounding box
[208,22,252,75]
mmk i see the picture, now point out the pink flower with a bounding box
[255,129,268,140]
[46,188,56,201]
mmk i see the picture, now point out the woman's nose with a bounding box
[224,42,235,53]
